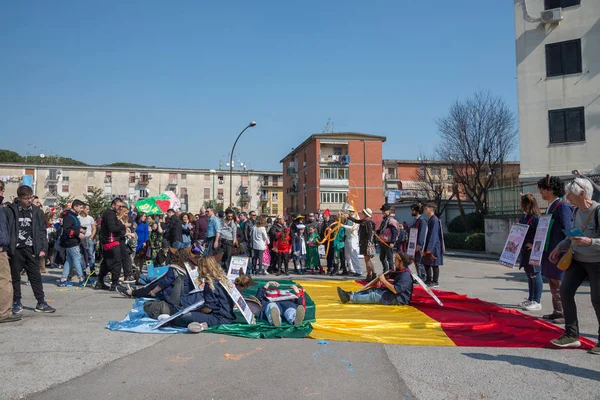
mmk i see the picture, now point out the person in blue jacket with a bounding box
[256,281,305,326]
[537,175,573,324]
[337,253,414,305]
[422,203,444,288]
[517,194,541,311]
[410,203,427,281]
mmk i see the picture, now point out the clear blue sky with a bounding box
[0,0,517,171]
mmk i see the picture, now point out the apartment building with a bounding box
[0,163,282,215]
[515,0,599,181]
[281,132,386,218]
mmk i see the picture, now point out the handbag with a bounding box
[557,205,599,271]
[366,241,376,256]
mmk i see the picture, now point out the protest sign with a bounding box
[410,268,443,306]
[407,229,418,257]
[184,262,203,293]
[227,256,249,281]
[151,299,205,330]
[529,216,551,267]
[221,281,255,325]
[499,223,530,269]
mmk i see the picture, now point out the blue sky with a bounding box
[0,0,517,171]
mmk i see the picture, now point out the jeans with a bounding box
[379,244,394,272]
[10,247,45,303]
[561,259,600,338]
[415,262,426,281]
[350,288,384,304]
[548,278,563,315]
[265,302,296,325]
[524,265,543,303]
[81,239,96,272]
[62,246,85,279]
[252,249,264,274]
[171,241,188,249]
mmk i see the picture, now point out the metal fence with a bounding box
[487,174,600,215]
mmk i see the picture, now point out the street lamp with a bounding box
[210,169,216,208]
[229,121,256,208]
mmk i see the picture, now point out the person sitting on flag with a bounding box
[336,253,414,305]
[255,281,305,326]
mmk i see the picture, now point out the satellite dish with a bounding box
[40,154,46,158]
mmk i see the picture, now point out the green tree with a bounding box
[0,149,23,163]
[55,194,75,211]
[203,200,224,212]
[84,187,111,217]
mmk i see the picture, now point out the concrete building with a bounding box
[515,0,600,181]
[280,133,386,220]
[0,163,282,215]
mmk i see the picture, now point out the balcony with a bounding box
[286,167,297,176]
[384,173,399,181]
[262,180,283,187]
[167,179,178,187]
[46,171,60,182]
[240,194,251,204]
[104,176,113,184]
[320,154,350,164]
[45,191,58,199]
[320,178,349,187]
[138,175,150,186]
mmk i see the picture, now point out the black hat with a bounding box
[380,203,391,211]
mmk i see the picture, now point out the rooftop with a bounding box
[280,132,387,162]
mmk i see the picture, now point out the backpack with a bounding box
[382,217,401,242]
[58,213,80,244]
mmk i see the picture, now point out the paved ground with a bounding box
[2,256,599,400]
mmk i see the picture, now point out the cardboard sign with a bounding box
[184,262,203,293]
[220,281,255,325]
[266,289,298,302]
[151,299,205,330]
[410,268,443,307]
[318,245,326,258]
[407,229,418,257]
[499,223,530,269]
[227,256,249,281]
[529,216,551,267]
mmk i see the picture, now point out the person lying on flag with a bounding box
[336,253,414,305]
[255,281,306,327]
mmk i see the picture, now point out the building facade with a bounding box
[515,0,599,182]
[281,133,386,218]
[0,163,282,215]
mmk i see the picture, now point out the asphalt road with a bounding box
[2,256,599,400]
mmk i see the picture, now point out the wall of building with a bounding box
[484,215,520,255]
[515,1,600,181]
[348,139,384,214]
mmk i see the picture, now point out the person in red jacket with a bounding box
[275,228,292,276]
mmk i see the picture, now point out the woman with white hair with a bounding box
[548,178,600,355]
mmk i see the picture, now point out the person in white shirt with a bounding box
[251,216,270,276]
[78,205,97,273]
[341,212,362,277]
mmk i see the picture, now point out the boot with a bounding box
[285,265,289,276]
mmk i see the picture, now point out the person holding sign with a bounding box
[336,253,413,305]
[255,281,306,326]
[548,179,600,354]
[422,203,444,288]
[516,194,541,311]
[409,203,427,281]
[537,175,573,324]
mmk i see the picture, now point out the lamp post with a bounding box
[229,121,256,208]
[210,169,216,208]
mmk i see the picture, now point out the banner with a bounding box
[407,229,418,257]
[529,216,551,267]
[184,262,203,293]
[227,256,249,281]
[134,191,181,215]
[221,281,255,325]
[499,223,530,269]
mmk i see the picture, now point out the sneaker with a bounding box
[187,322,208,333]
[543,312,564,320]
[294,305,305,326]
[551,334,581,348]
[57,280,73,287]
[157,314,170,321]
[337,287,350,304]
[35,302,56,313]
[78,278,87,288]
[518,300,531,308]
[353,273,362,277]
[116,286,132,298]
[12,301,23,314]
[94,281,110,291]
[0,313,22,323]
[524,301,542,311]
[269,306,281,327]
[109,284,118,292]
[424,280,432,286]
[552,318,566,324]
[123,276,136,284]
[588,342,600,355]
[431,282,440,288]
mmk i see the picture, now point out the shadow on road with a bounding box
[462,353,600,382]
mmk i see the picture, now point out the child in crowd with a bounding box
[306,225,321,274]
[518,194,542,311]
[275,227,292,276]
[337,253,414,306]
[255,281,305,326]
[292,225,307,275]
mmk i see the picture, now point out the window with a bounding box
[87,186,94,193]
[272,176,279,186]
[48,184,57,195]
[204,188,211,199]
[447,185,453,193]
[419,166,425,179]
[168,173,177,184]
[104,186,112,194]
[320,167,348,180]
[62,185,69,192]
[333,147,343,155]
[180,187,188,196]
[447,168,453,177]
[87,171,95,178]
[48,169,59,181]
[546,39,582,77]
[549,107,585,144]
[545,0,580,9]
[272,192,279,201]
[180,173,187,180]
[272,204,279,215]
[320,191,347,204]
[217,188,224,200]
[242,175,249,186]
[62,176,69,182]
[218,174,224,185]
[139,189,149,198]
[129,172,136,184]
[105,171,112,184]
[431,167,441,176]
[263,176,269,186]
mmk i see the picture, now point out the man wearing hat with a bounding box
[377,203,399,273]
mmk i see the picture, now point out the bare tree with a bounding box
[411,152,455,216]
[436,91,517,214]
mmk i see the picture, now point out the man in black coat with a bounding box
[96,198,125,291]
[166,209,184,248]
[6,185,53,313]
